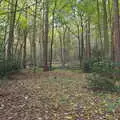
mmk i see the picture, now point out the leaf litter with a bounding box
[0,70,120,120]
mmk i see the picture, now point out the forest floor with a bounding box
[0,70,120,120]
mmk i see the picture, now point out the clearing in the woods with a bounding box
[0,70,120,120]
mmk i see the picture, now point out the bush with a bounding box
[0,56,21,77]
[88,73,116,91]
[83,48,103,73]
[83,57,101,73]
[87,59,120,92]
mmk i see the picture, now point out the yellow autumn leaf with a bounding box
[65,116,73,119]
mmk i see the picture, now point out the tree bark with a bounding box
[113,0,120,62]
[23,5,28,68]
[43,0,49,71]
[32,0,37,72]
[77,24,81,67]
[49,0,57,70]
[86,18,91,58]
[97,0,103,52]
[102,0,109,57]
[7,0,18,58]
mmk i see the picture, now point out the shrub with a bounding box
[87,59,120,92]
[88,73,116,91]
[0,56,21,77]
[83,57,101,73]
[83,48,103,73]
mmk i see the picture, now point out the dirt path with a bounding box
[0,71,119,120]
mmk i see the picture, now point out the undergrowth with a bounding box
[87,59,120,92]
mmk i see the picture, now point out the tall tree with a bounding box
[23,6,28,68]
[80,13,84,66]
[85,18,91,58]
[43,0,49,71]
[96,0,103,51]
[102,0,109,57]
[112,0,120,62]
[32,0,37,71]
[49,0,57,70]
[7,0,18,58]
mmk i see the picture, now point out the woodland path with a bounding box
[0,70,120,120]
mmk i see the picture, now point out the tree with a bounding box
[96,0,103,52]
[23,5,28,68]
[112,0,120,63]
[102,0,109,57]
[32,0,37,71]
[7,0,18,58]
[49,0,57,70]
[43,0,49,71]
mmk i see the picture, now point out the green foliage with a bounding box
[107,97,120,112]
[83,48,103,73]
[83,57,101,73]
[88,73,116,92]
[92,59,113,73]
[16,14,28,30]
[0,55,21,77]
[87,59,120,92]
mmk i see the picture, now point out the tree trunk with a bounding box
[23,7,28,68]
[86,18,91,58]
[80,15,84,66]
[59,31,64,67]
[49,0,56,70]
[7,0,18,58]
[113,0,120,62]
[102,0,109,57]
[62,26,67,67]
[43,0,49,71]
[77,24,81,67]
[97,0,103,52]
[32,0,37,72]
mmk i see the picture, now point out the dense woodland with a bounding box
[1,0,120,120]
[0,0,119,72]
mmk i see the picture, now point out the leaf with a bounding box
[16,13,28,29]
[65,115,73,120]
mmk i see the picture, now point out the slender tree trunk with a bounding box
[97,0,103,52]
[77,24,81,67]
[29,34,33,65]
[7,0,18,58]
[86,18,91,58]
[18,41,24,68]
[23,29,27,68]
[59,31,64,67]
[62,27,67,67]
[108,0,112,58]
[42,0,45,67]
[32,0,37,72]
[14,27,21,55]
[43,0,49,71]
[113,0,120,62]
[102,0,109,57]
[39,23,43,66]
[23,7,28,68]
[49,0,56,70]
[3,17,9,74]
[80,15,84,66]
[108,0,112,30]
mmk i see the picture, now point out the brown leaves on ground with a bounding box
[0,70,120,120]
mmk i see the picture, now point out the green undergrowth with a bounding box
[86,58,120,92]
